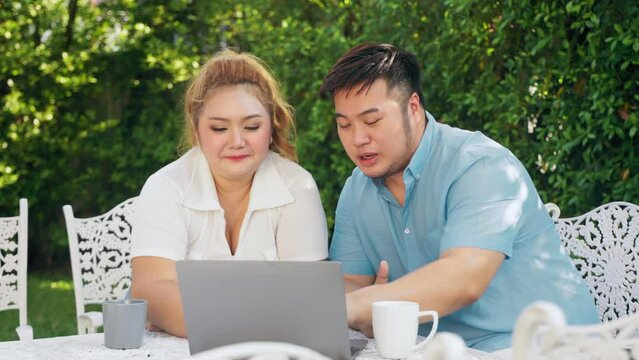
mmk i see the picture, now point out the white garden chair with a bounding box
[545,201,639,322]
[421,332,467,359]
[189,342,332,360]
[512,301,639,360]
[63,196,137,334]
[0,198,33,340]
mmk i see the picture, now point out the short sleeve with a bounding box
[275,174,328,261]
[329,179,375,276]
[440,155,527,258]
[130,174,189,261]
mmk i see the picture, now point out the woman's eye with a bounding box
[245,125,260,131]
[211,127,227,133]
[365,118,382,125]
[337,123,351,129]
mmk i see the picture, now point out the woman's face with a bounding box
[196,84,272,183]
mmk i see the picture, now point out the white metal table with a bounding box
[0,330,510,360]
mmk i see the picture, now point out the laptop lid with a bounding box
[177,260,351,360]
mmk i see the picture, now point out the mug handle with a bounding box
[413,310,439,350]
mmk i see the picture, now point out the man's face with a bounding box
[333,79,419,181]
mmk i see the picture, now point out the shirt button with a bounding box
[404,228,410,234]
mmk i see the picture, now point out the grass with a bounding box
[0,271,87,341]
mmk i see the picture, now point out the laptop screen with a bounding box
[177,260,352,360]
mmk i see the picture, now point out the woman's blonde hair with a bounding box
[181,49,297,161]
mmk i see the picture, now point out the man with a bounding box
[320,43,598,352]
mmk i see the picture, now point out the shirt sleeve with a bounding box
[130,174,189,261]
[275,174,328,261]
[329,178,375,276]
[439,155,527,258]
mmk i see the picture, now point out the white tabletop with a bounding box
[0,331,510,360]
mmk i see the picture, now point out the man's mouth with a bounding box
[360,153,377,160]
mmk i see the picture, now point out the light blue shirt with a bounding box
[329,112,599,352]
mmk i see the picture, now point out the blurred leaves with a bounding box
[1,0,637,269]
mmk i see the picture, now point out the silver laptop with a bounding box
[177,260,365,360]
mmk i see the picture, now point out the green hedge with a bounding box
[1,0,637,269]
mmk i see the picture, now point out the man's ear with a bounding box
[408,92,421,116]
[406,92,422,124]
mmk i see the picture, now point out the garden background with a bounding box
[1,0,638,340]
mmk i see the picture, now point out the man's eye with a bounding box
[337,123,351,129]
[365,118,382,125]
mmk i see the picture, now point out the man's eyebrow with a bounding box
[206,114,263,121]
[334,107,380,120]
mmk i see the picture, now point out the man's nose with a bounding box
[352,123,371,146]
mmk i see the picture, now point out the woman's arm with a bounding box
[130,256,186,337]
[129,172,190,336]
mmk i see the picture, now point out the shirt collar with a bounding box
[182,147,222,211]
[182,148,294,211]
[247,152,294,211]
[404,110,438,181]
[371,111,438,196]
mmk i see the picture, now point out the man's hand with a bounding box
[374,260,389,285]
[346,292,373,337]
[346,260,390,338]
[146,323,162,332]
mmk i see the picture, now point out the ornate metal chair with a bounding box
[189,342,332,360]
[512,301,639,360]
[63,197,137,334]
[0,198,33,340]
[545,201,639,322]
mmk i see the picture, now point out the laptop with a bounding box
[177,260,367,360]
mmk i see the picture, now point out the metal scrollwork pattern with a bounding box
[74,198,136,303]
[541,316,639,360]
[0,216,19,310]
[514,301,639,360]
[548,201,639,322]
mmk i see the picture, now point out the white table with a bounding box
[0,331,510,360]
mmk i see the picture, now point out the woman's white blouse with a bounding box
[131,147,328,261]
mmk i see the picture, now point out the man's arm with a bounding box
[346,247,504,336]
[343,260,389,293]
[130,256,186,337]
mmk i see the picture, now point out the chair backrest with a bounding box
[512,301,639,360]
[189,341,332,360]
[545,201,639,322]
[63,197,137,323]
[0,199,29,327]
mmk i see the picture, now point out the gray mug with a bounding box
[102,299,147,349]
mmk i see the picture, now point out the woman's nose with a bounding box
[229,128,246,148]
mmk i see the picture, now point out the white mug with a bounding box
[372,301,439,359]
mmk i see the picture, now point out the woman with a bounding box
[130,49,328,337]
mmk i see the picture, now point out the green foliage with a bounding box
[416,0,639,213]
[1,0,637,269]
[0,272,76,341]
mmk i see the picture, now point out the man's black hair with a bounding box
[320,43,424,106]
